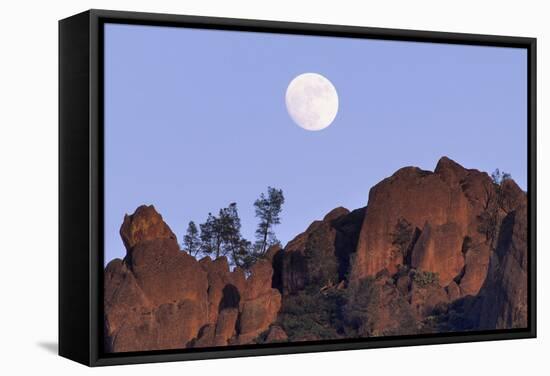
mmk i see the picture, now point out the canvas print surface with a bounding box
[103,23,528,353]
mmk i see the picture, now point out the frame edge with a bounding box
[59,10,93,366]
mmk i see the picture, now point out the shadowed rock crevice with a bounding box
[461,236,473,256]
[332,208,366,281]
[403,227,422,267]
[453,265,467,285]
[267,246,284,292]
[282,251,307,294]
[218,284,240,312]
[281,207,365,296]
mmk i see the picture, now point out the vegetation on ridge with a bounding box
[182,186,285,269]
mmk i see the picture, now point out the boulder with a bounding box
[120,205,176,252]
[352,159,470,281]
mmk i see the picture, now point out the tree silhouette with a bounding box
[200,212,224,259]
[198,203,251,267]
[219,203,248,267]
[491,168,511,186]
[254,187,285,255]
[183,221,200,256]
[192,187,285,267]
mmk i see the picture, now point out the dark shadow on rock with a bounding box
[218,284,240,312]
[332,207,366,281]
[37,341,58,354]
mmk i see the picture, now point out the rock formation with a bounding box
[104,157,528,352]
[104,206,281,352]
[282,207,365,295]
[468,180,528,329]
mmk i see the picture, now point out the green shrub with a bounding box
[279,288,346,341]
[391,218,414,258]
[342,277,378,337]
[304,225,339,290]
[413,270,439,287]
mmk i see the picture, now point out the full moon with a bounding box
[285,73,339,131]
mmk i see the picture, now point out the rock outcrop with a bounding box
[282,207,365,295]
[351,157,504,299]
[104,206,208,352]
[120,205,177,252]
[471,183,528,329]
[274,157,527,340]
[104,205,281,352]
[104,157,528,352]
[410,222,464,287]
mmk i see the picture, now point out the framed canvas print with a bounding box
[59,9,536,366]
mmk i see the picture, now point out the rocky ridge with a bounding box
[104,157,528,352]
[104,206,281,352]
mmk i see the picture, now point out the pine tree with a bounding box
[183,221,200,257]
[219,203,245,266]
[198,203,249,267]
[199,212,224,259]
[491,168,512,185]
[254,187,285,255]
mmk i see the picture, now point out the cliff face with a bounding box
[466,180,528,330]
[104,157,528,352]
[352,157,493,292]
[104,206,281,352]
[281,207,365,295]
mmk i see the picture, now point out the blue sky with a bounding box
[104,23,527,263]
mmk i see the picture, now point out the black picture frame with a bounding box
[59,9,537,367]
